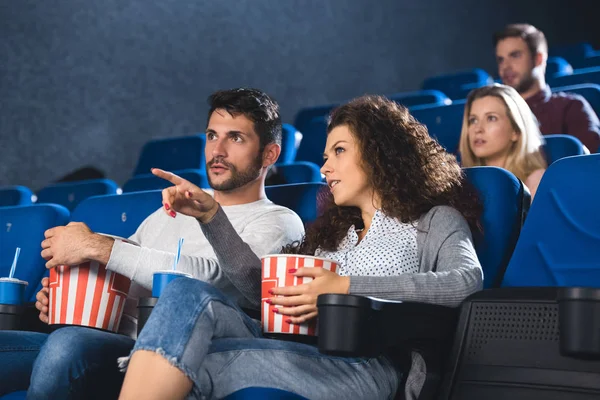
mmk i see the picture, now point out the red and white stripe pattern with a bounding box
[261,255,339,336]
[48,262,131,333]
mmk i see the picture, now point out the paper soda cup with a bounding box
[261,254,340,336]
[48,235,138,332]
[0,278,28,305]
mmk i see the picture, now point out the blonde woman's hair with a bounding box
[459,84,547,182]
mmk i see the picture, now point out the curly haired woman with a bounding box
[119,95,484,400]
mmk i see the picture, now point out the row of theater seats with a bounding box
[2,154,599,400]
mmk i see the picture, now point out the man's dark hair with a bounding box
[207,88,282,150]
[493,24,548,58]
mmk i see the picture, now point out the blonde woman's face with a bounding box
[467,96,519,165]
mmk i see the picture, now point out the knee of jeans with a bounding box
[161,277,225,304]
[33,327,89,372]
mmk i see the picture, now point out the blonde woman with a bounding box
[459,84,547,199]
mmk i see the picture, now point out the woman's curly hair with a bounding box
[286,95,482,255]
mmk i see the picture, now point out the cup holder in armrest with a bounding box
[316,294,458,357]
[558,287,600,360]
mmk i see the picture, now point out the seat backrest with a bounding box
[295,116,329,166]
[546,56,574,79]
[272,162,322,185]
[502,154,600,287]
[440,287,600,400]
[0,204,70,301]
[0,186,33,207]
[293,104,337,138]
[542,134,585,165]
[122,169,208,193]
[580,55,600,69]
[71,190,163,238]
[36,179,119,211]
[550,42,594,68]
[266,183,327,224]
[411,101,466,153]
[552,83,600,117]
[387,89,452,108]
[280,123,301,164]
[422,69,493,100]
[133,134,206,176]
[464,167,528,288]
[548,67,600,88]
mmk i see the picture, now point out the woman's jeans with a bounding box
[131,278,400,399]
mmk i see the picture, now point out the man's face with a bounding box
[496,37,537,94]
[204,109,264,192]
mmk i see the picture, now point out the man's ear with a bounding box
[534,51,546,68]
[262,143,281,168]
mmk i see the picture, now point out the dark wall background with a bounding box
[1,0,597,189]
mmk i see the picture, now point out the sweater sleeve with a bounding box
[348,209,483,308]
[200,206,304,309]
[564,96,600,153]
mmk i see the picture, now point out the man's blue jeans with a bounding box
[0,326,134,399]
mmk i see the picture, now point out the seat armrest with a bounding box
[316,294,458,357]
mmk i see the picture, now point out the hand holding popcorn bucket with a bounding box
[261,254,340,337]
[48,235,138,333]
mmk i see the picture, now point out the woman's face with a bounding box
[467,96,519,165]
[321,125,374,209]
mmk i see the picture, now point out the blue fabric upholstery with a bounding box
[465,167,528,288]
[293,104,336,141]
[548,66,600,88]
[579,55,600,69]
[546,56,574,79]
[36,179,119,211]
[280,123,301,164]
[502,154,600,287]
[542,134,585,165]
[273,162,322,184]
[0,186,33,207]
[265,183,326,224]
[223,387,308,400]
[0,391,26,400]
[387,90,452,108]
[411,101,466,153]
[71,190,163,238]
[422,69,493,100]
[133,134,206,176]
[552,83,600,117]
[122,169,209,193]
[294,116,329,166]
[0,204,69,301]
[549,42,595,68]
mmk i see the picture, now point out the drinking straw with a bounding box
[173,238,184,271]
[9,247,21,279]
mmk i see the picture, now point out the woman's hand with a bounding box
[151,168,219,223]
[268,268,350,324]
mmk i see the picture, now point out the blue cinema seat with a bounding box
[70,190,163,238]
[36,179,119,211]
[546,56,573,79]
[550,42,596,69]
[133,134,206,176]
[0,204,70,302]
[294,116,329,167]
[266,183,326,224]
[122,169,209,193]
[387,90,452,108]
[464,167,529,288]
[502,154,600,287]
[271,162,322,185]
[411,101,466,154]
[542,134,586,165]
[280,123,302,164]
[549,66,600,88]
[422,69,493,100]
[0,186,33,207]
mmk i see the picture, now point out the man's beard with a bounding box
[206,154,263,192]
[512,72,537,94]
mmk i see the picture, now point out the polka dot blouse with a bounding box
[315,210,419,277]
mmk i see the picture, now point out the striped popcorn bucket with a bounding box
[48,236,137,333]
[261,254,339,336]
